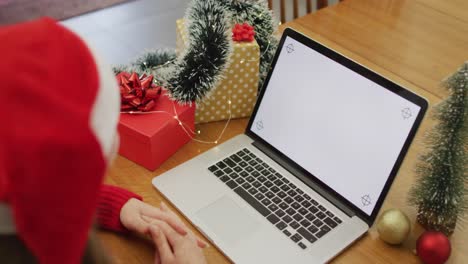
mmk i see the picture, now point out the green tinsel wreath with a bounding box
[114,0,278,103]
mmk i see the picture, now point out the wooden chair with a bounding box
[268,0,343,23]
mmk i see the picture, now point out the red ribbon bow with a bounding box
[117,72,162,112]
[232,23,255,42]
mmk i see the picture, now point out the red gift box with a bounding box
[118,90,195,171]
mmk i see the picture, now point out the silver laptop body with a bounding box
[153,28,427,264]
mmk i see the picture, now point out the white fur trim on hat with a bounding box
[87,44,121,161]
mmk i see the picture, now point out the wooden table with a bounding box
[98,0,468,263]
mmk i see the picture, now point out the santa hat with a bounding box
[0,18,120,263]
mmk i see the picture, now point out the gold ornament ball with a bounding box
[377,209,411,245]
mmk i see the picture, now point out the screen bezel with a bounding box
[246,28,428,225]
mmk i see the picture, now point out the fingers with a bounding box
[154,248,161,264]
[160,201,171,212]
[196,239,208,248]
[120,199,154,234]
[149,226,174,264]
[150,223,207,264]
[128,214,153,234]
[159,202,187,233]
[144,214,208,249]
[140,202,187,235]
[141,214,158,234]
[160,202,208,248]
[150,219,183,247]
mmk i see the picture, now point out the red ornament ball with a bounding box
[416,231,451,264]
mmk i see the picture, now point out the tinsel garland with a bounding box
[113,49,176,75]
[160,0,233,103]
[114,0,278,103]
[408,62,467,235]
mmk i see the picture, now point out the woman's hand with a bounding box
[150,220,207,264]
[120,199,207,248]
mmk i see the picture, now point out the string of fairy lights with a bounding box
[119,1,277,143]
[120,37,269,145]
[121,95,233,145]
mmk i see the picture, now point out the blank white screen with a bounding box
[251,37,420,215]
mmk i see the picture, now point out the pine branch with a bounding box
[408,62,468,228]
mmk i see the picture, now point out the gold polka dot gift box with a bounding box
[176,19,260,124]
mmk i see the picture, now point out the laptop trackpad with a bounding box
[195,195,260,246]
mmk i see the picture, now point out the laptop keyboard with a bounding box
[207,148,342,250]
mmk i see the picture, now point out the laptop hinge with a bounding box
[252,140,355,218]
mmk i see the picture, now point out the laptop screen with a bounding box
[249,35,423,216]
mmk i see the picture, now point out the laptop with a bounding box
[152,28,427,263]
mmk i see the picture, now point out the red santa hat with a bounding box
[0,18,120,263]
